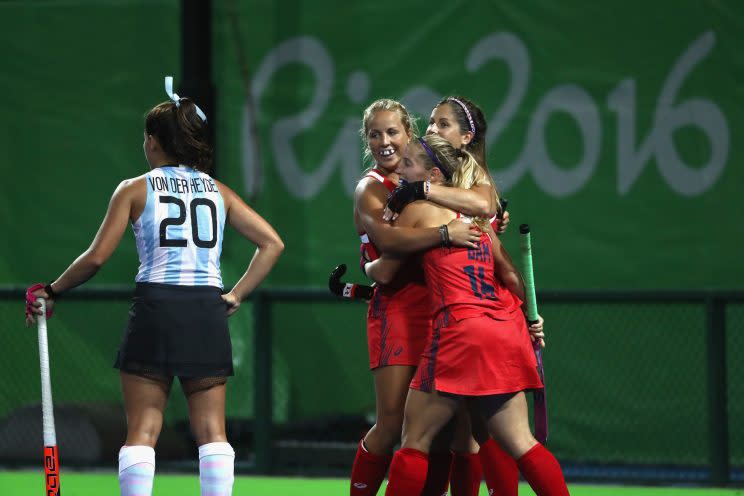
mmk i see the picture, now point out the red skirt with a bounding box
[366,286,431,370]
[411,310,542,396]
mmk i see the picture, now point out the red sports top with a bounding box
[422,230,522,324]
[359,168,429,312]
[359,168,397,263]
[489,213,500,233]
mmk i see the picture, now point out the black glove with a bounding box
[386,181,426,214]
[328,264,374,300]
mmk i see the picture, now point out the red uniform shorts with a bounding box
[366,287,431,370]
[411,311,542,396]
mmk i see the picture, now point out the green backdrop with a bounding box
[0,0,742,470]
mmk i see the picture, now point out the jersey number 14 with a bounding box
[463,265,497,300]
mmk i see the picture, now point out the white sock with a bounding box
[199,442,235,496]
[118,445,155,496]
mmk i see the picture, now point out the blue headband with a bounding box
[418,137,452,181]
[165,76,207,122]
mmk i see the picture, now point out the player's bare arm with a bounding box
[364,200,433,284]
[425,183,496,218]
[26,179,140,326]
[219,181,284,314]
[356,179,479,254]
[486,223,526,302]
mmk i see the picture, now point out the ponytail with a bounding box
[145,99,213,173]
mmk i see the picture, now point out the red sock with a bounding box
[517,443,570,496]
[350,439,392,496]
[479,438,519,496]
[449,452,482,496]
[384,448,428,496]
[421,451,452,496]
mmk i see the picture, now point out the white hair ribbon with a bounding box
[164,75,207,122]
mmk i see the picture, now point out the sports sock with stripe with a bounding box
[118,445,155,496]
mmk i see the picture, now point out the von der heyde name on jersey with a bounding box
[148,175,218,194]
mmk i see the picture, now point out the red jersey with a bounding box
[422,231,522,326]
[358,168,430,369]
[359,168,397,263]
[412,230,540,395]
[489,213,500,233]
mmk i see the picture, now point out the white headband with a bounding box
[164,76,207,122]
[448,97,475,134]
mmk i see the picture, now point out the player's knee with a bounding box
[366,413,404,449]
[494,430,536,459]
[126,423,162,447]
[364,424,399,453]
[450,431,479,454]
[377,398,405,421]
[375,409,404,436]
[190,418,227,446]
[400,428,434,452]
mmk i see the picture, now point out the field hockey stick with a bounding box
[519,224,548,445]
[328,264,374,300]
[498,199,508,220]
[37,298,61,495]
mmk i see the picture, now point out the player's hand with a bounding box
[329,264,374,300]
[447,219,481,249]
[359,246,372,275]
[528,314,545,348]
[221,290,241,317]
[382,206,399,222]
[25,283,55,327]
[384,181,426,221]
[494,210,510,235]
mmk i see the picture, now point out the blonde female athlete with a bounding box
[366,134,568,496]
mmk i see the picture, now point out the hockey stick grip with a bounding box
[498,198,508,220]
[519,224,539,322]
[37,299,57,447]
[37,298,61,495]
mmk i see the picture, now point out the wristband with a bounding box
[44,282,58,299]
[386,181,427,214]
[438,225,450,247]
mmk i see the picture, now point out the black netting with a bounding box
[1,291,741,481]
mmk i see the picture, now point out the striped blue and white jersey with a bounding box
[132,165,226,288]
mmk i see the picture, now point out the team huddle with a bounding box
[346,98,569,495]
[23,79,569,495]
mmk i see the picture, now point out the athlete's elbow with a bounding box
[91,262,103,272]
[475,198,495,218]
[461,198,492,218]
[497,270,518,288]
[374,238,398,255]
[82,249,107,269]
[371,271,393,286]
[262,236,285,255]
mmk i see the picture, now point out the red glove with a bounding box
[25,283,53,319]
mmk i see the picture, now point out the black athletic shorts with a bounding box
[114,282,234,378]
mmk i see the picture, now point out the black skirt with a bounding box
[114,282,234,378]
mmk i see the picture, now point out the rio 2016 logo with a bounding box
[242,31,728,199]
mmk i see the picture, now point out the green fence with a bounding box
[1,286,742,485]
